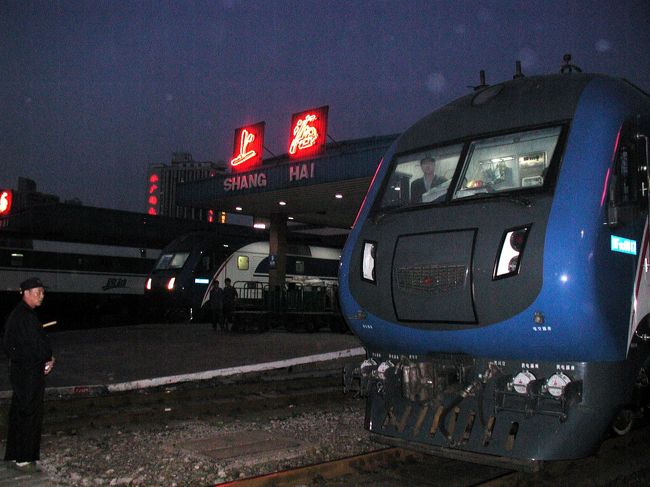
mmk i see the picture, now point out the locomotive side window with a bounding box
[607,122,648,226]
[378,144,463,209]
[453,126,561,200]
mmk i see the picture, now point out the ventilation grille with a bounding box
[395,264,467,293]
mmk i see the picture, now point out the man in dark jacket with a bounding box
[222,278,238,331]
[3,277,55,470]
[208,280,224,331]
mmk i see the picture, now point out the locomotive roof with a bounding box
[396,73,601,154]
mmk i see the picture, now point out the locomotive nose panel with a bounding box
[392,230,476,323]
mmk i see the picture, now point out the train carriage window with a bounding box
[237,255,249,271]
[10,252,23,266]
[295,260,305,274]
[453,126,562,200]
[378,144,463,209]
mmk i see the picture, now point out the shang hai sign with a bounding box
[230,122,265,172]
[288,106,328,160]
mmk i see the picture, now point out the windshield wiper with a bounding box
[455,192,534,207]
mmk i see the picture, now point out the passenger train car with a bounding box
[0,236,158,326]
[145,231,340,321]
[340,63,650,467]
[0,203,227,327]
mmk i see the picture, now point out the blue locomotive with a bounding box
[340,59,650,468]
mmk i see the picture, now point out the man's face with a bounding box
[421,160,435,177]
[23,287,45,309]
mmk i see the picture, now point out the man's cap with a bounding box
[20,277,45,291]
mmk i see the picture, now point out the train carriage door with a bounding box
[622,118,650,348]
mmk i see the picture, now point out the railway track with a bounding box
[217,420,650,487]
[24,373,345,432]
[3,371,650,486]
[216,447,512,486]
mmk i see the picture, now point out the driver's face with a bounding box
[421,161,435,176]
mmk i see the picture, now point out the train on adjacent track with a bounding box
[340,59,650,467]
[145,231,341,323]
[0,203,219,327]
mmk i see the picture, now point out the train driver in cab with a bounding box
[410,156,447,203]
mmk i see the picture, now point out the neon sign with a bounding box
[146,171,160,215]
[288,106,328,159]
[230,122,265,172]
[0,189,12,216]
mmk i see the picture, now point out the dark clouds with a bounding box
[1,0,649,211]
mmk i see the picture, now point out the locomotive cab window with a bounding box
[378,144,463,209]
[453,126,561,200]
[376,126,563,212]
[154,252,190,270]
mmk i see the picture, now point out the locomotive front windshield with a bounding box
[378,126,562,210]
[154,252,190,270]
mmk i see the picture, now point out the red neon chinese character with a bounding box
[148,184,158,194]
[231,129,257,167]
[0,190,12,216]
[289,114,319,155]
[148,195,158,205]
[149,173,159,183]
[147,207,157,215]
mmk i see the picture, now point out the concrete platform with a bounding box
[0,323,364,485]
[0,323,364,397]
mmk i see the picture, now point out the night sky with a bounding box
[2,0,649,213]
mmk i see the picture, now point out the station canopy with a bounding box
[177,135,397,229]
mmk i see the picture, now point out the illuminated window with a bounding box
[237,255,249,271]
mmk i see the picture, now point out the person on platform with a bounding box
[208,280,224,331]
[3,277,55,471]
[410,156,447,203]
[222,278,238,331]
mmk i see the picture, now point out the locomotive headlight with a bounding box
[494,226,530,279]
[167,277,176,290]
[512,370,536,394]
[362,241,377,283]
[546,372,572,398]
